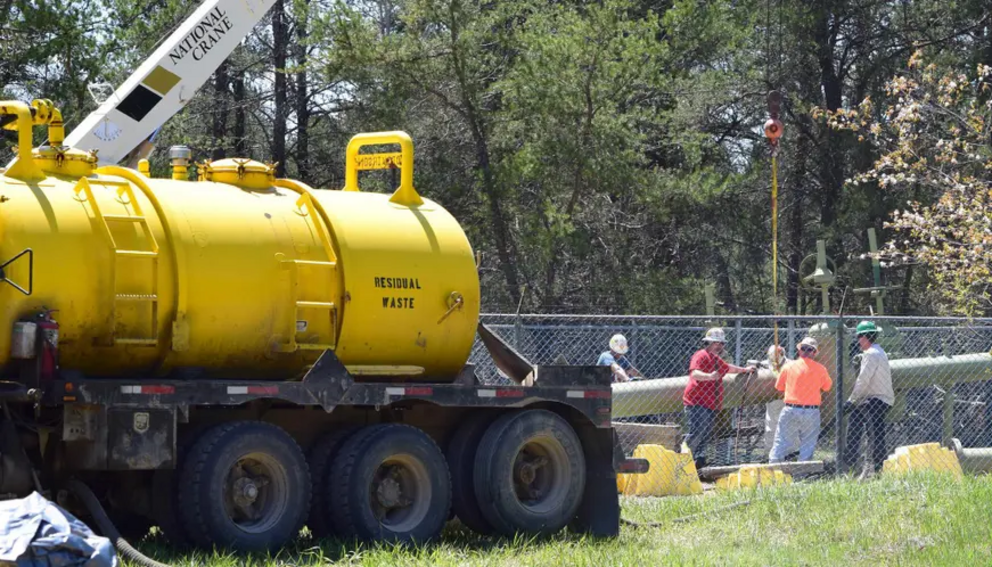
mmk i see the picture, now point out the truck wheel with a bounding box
[178,421,311,552]
[445,413,496,535]
[329,424,451,543]
[473,409,586,536]
[151,425,210,547]
[306,427,359,539]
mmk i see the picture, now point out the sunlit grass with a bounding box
[128,472,992,566]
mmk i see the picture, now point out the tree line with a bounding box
[4,0,991,315]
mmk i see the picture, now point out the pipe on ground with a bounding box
[951,438,992,474]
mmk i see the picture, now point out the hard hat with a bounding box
[609,334,629,354]
[797,337,819,353]
[703,328,726,343]
[855,321,879,336]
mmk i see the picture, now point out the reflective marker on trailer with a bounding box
[497,389,525,398]
[120,385,175,394]
[386,386,433,396]
[227,386,279,395]
[477,389,524,398]
[567,390,611,399]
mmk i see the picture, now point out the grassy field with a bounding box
[130,472,992,566]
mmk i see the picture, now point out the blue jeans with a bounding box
[769,406,821,463]
[684,405,715,466]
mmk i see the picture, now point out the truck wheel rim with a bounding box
[222,452,290,534]
[369,454,431,533]
[512,435,569,515]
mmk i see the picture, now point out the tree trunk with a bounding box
[813,3,844,230]
[714,252,737,313]
[294,0,310,180]
[233,68,247,156]
[471,123,521,306]
[272,0,288,177]
[445,0,521,306]
[211,60,229,160]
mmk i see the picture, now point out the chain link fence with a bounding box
[470,314,992,491]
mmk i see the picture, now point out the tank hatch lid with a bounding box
[203,158,275,191]
[32,146,98,177]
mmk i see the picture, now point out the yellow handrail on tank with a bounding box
[0,100,48,181]
[342,131,423,207]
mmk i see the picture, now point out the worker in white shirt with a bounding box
[843,321,894,477]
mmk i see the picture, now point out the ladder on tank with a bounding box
[273,187,339,353]
[74,178,161,346]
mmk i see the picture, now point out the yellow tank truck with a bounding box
[0,99,645,553]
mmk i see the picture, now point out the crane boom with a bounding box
[64,0,278,165]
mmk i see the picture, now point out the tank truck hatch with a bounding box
[202,158,276,191]
[0,248,33,296]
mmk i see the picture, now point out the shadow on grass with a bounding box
[127,520,615,566]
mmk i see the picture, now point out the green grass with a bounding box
[129,472,992,566]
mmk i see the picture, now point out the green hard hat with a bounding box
[855,321,879,336]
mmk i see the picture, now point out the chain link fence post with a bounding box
[734,319,742,366]
[835,315,845,475]
[513,314,522,350]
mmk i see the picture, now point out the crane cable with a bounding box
[765,92,783,371]
[761,0,786,371]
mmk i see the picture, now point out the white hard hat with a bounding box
[703,328,726,343]
[798,337,819,353]
[609,334,629,354]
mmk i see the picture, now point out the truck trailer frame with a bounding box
[1,323,646,552]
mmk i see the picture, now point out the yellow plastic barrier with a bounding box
[881,442,963,477]
[715,466,792,490]
[618,443,702,496]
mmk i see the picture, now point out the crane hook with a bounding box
[764,90,784,152]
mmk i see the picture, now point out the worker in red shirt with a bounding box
[683,328,756,469]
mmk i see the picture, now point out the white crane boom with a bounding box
[63,0,278,166]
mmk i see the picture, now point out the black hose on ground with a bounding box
[66,479,174,567]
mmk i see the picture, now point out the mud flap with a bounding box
[569,426,621,537]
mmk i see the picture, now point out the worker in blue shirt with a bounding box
[597,334,641,383]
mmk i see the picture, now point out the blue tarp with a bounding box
[0,492,117,567]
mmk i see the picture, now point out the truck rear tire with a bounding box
[178,421,311,552]
[306,426,359,539]
[445,412,496,535]
[473,409,586,536]
[151,424,211,547]
[329,424,451,543]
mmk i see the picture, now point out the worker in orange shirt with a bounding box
[768,337,833,463]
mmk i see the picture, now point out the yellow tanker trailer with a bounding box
[0,100,642,556]
[0,101,480,382]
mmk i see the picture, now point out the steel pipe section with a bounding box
[612,353,992,419]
